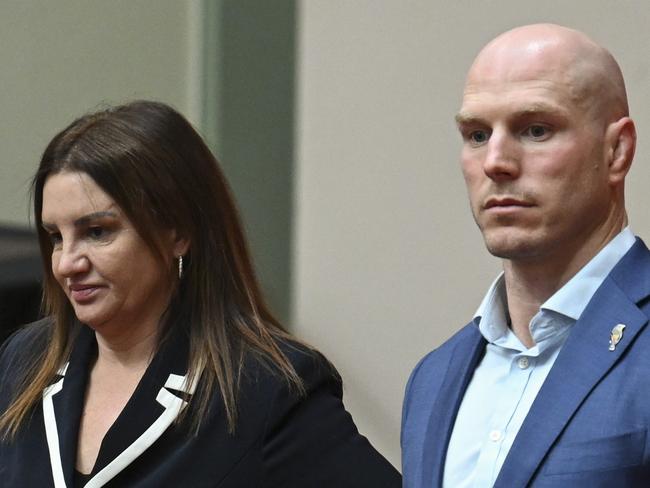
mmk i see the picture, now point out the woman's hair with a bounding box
[0,100,302,437]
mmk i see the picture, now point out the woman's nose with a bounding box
[53,242,90,278]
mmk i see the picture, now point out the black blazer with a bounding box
[0,321,400,487]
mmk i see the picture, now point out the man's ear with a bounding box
[605,116,636,184]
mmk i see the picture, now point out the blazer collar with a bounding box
[43,325,198,488]
[420,323,486,487]
[608,237,650,304]
[494,238,650,487]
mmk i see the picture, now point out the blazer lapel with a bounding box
[495,240,650,487]
[420,324,486,487]
[85,330,197,488]
[43,326,95,488]
[42,326,198,488]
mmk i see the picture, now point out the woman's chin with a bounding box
[71,308,109,330]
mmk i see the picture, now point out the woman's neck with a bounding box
[94,323,159,369]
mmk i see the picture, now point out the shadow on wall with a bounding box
[0,225,42,345]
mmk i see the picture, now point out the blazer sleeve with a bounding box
[260,347,401,487]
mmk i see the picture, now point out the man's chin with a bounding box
[482,235,543,261]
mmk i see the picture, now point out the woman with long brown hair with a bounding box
[0,101,400,487]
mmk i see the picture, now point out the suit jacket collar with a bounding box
[43,325,197,488]
[494,238,650,487]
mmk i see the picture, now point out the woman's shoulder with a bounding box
[243,338,341,395]
[0,319,50,377]
[238,338,402,486]
[280,339,339,378]
[0,318,51,363]
[0,318,51,403]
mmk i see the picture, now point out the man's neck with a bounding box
[502,264,565,348]
[502,218,627,348]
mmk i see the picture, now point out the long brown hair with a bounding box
[1,100,302,438]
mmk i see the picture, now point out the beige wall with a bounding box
[4,0,650,472]
[0,0,199,226]
[294,1,650,467]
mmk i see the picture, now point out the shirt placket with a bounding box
[472,350,538,486]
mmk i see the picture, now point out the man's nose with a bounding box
[483,130,520,181]
[54,242,90,277]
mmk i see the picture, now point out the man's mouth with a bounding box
[484,197,535,210]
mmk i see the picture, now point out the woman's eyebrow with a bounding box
[42,210,118,231]
[73,210,118,227]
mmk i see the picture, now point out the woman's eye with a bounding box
[88,227,105,239]
[48,232,62,246]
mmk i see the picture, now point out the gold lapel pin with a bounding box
[608,323,626,351]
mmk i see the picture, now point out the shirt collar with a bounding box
[474,227,636,343]
[474,273,508,343]
[541,227,636,320]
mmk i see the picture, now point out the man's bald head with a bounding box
[466,24,629,122]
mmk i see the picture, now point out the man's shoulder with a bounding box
[403,322,481,406]
[401,322,482,454]
[609,237,650,289]
[410,322,480,377]
[594,237,650,320]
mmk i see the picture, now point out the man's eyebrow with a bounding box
[455,111,494,129]
[455,103,569,126]
[455,112,483,126]
[41,210,118,231]
[511,102,569,118]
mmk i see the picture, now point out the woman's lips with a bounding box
[69,284,102,303]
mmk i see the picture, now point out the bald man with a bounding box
[401,24,650,487]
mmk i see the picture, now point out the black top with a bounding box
[74,469,93,487]
[0,320,401,487]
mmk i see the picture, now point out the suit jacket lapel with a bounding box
[420,324,486,487]
[495,240,650,487]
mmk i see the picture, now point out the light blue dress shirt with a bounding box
[443,227,636,488]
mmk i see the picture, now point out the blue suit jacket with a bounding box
[402,238,650,487]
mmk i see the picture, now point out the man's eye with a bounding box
[523,125,551,140]
[468,130,490,145]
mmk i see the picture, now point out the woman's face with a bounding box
[41,171,175,336]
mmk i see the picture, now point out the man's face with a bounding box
[457,50,613,265]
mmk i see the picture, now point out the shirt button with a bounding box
[517,357,530,369]
[489,430,502,442]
